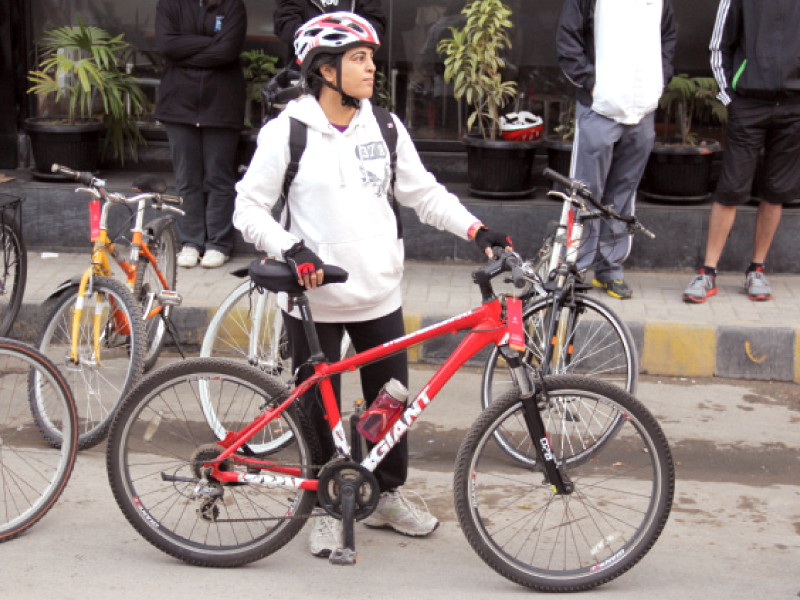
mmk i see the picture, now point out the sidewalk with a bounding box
[17,251,800,382]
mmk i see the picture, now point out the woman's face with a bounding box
[323,46,376,100]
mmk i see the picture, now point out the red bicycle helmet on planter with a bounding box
[294,12,381,73]
[500,112,544,142]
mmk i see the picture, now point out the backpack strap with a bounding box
[279,116,307,232]
[372,105,403,239]
[280,108,403,239]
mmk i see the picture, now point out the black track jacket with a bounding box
[155,0,247,129]
[711,0,800,104]
[273,0,387,58]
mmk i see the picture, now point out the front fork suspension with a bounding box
[498,346,574,495]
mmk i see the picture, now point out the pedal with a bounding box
[329,548,359,566]
[158,289,183,307]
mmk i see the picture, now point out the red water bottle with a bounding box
[356,379,409,443]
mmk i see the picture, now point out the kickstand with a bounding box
[329,484,358,566]
[161,313,186,360]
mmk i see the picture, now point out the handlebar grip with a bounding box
[158,194,183,205]
[542,167,575,191]
[51,164,94,186]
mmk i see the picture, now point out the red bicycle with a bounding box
[106,251,674,592]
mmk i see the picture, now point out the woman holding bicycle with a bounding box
[234,12,511,559]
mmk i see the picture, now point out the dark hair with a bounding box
[305,53,340,99]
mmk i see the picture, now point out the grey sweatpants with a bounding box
[570,102,655,282]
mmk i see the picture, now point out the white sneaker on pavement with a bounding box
[309,515,343,558]
[362,489,439,537]
[176,246,199,268]
[200,249,229,269]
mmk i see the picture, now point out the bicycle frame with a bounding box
[68,182,172,365]
[203,291,567,498]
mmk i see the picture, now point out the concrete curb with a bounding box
[9,305,798,384]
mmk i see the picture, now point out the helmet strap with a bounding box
[335,55,359,108]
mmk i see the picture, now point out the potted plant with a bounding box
[543,97,575,177]
[26,15,149,174]
[639,74,726,202]
[238,50,279,168]
[437,0,539,198]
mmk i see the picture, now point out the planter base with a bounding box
[639,189,711,204]
[468,186,536,199]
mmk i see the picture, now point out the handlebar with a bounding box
[52,163,184,213]
[542,168,655,239]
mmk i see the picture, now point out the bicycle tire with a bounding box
[481,293,638,466]
[455,375,674,592]
[106,358,320,567]
[0,218,27,337]
[199,281,351,455]
[0,338,77,543]
[134,222,177,372]
[33,276,146,450]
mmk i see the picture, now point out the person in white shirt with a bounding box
[234,12,511,559]
[557,0,676,299]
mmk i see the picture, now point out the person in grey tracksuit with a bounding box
[557,0,676,299]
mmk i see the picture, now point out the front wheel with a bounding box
[1,339,77,542]
[454,376,674,592]
[33,276,145,450]
[106,358,319,567]
[0,218,27,337]
[199,281,351,454]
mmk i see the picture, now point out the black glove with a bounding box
[283,240,323,283]
[474,227,513,254]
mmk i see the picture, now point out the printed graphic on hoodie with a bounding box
[356,141,390,198]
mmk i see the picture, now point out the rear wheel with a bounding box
[33,276,145,449]
[135,222,177,372]
[455,376,674,592]
[481,294,637,465]
[106,358,319,567]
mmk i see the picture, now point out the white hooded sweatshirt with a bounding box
[234,95,479,322]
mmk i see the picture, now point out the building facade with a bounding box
[1,0,720,168]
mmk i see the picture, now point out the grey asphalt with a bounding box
[0,367,797,599]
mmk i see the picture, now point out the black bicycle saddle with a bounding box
[248,257,349,294]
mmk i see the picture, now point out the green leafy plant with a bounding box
[554,99,576,142]
[240,49,279,127]
[659,74,727,146]
[27,15,150,162]
[373,70,394,112]
[437,0,517,141]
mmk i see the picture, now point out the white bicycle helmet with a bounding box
[294,12,381,72]
[500,111,544,142]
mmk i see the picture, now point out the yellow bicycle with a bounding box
[33,164,183,449]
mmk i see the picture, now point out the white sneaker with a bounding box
[200,249,229,269]
[362,489,439,537]
[176,246,199,268]
[308,515,343,558]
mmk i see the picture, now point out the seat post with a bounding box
[289,293,326,364]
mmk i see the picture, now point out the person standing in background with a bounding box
[557,0,676,299]
[682,0,800,304]
[273,0,387,65]
[155,0,247,269]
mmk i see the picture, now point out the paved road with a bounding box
[0,365,797,599]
